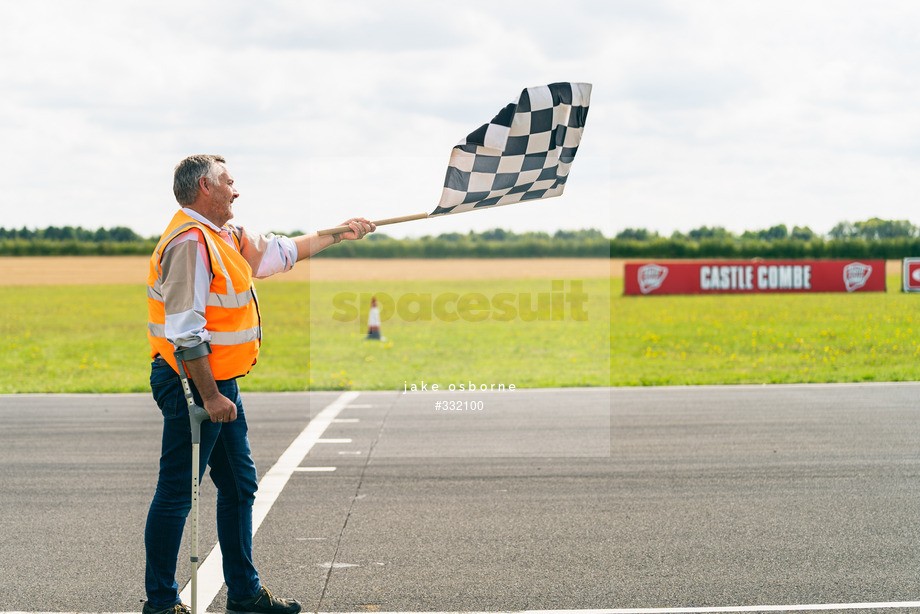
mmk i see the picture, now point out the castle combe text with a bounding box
[700,264,812,291]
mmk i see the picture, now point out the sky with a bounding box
[1,0,918,239]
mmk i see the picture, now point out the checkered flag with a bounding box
[315,82,592,238]
[431,82,592,217]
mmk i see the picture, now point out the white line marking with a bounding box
[293,466,337,472]
[333,418,360,423]
[14,604,920,614]
[317,438,353,443]
[179,391,359,611]
[338,450,363,455]
[316,561,360,569]
[303,606,920,614]
[553,606,920,614]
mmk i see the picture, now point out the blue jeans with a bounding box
[145,357,261,608]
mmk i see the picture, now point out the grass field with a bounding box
[0,276,610,393]
[299,278,609,391]
[2,258,918,392]
[612,275,920,385]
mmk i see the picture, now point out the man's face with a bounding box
[207,164,239,225]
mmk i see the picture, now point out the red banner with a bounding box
[624,260,886,295]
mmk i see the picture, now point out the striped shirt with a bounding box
[159,207,298,350]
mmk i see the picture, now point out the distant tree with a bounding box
[479,228,509,241]
[687,226,735,241]
[437,232,466,242]
[42,226,62,241]
[615,228,658,241]
[108,226,142,242]
[365,232,392,242]
[790,225,816,241]
[828,221,856,240]
[762,224,788,240]
[742,225,788,241]
[853,217,917,240]
[827,218,917,241]
[555,228,606,240]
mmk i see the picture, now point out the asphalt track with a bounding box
[1,384,920,614]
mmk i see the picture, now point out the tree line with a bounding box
[0,226,145,242]
[0,226,608,258]
[611,218,920,259]
[315,228,608,258]
[6,218,920,259]
[0,226,158,256]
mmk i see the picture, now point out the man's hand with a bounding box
[202,391,238,423]
[338,217,376,241]
[183,352,237,423]
[292,217,377,262]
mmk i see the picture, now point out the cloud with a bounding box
[2,0,920,240]
[599,0,920,235]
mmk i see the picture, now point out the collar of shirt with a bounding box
[181,207,236,248]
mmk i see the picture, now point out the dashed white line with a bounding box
[178,391,359,611]
[316,562,360,569]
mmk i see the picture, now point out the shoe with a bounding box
[226,586,302,614]
[142,603,191,614]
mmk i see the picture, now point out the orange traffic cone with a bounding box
[366,296,383,340]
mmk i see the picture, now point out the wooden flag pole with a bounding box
[317,212,429,236]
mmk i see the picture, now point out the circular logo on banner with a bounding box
[843,262,872,292]
[637,264,668,294]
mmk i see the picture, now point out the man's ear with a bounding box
[198,176,210,195]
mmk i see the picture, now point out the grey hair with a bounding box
[173,154,227,205]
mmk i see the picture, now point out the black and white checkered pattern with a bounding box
[431,82,592,217]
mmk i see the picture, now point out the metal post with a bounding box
[173,345,212,614]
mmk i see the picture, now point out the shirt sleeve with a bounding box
[235,226,298,278]
[159,229,212,349]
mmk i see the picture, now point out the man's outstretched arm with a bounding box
[292,217,376,261]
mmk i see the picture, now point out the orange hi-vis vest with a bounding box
[147,210,261,380]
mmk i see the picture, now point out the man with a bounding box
[144,154,374,614]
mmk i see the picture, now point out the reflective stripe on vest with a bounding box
[147,322,259,346]
[147,281,253,308]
